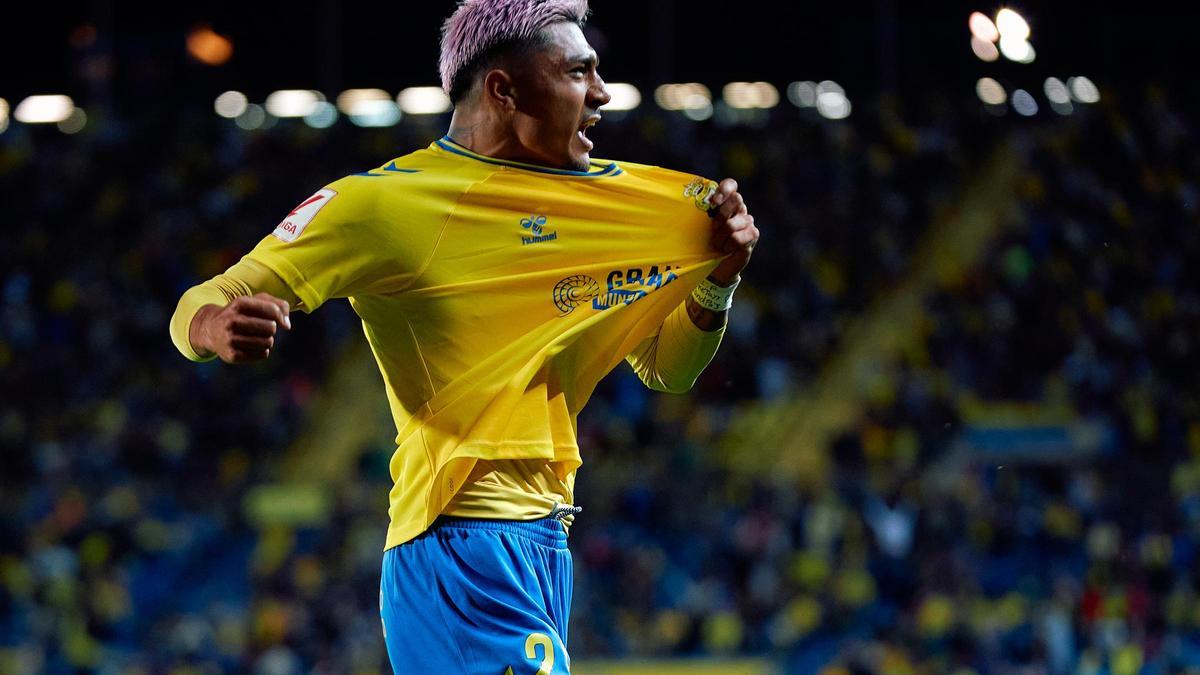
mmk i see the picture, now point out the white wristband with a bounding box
[690,277,739,312]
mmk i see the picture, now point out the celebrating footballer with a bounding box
[170,0,758,671]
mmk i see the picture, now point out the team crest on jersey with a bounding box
[683,177,718,212]
[520,214,558,245]
[553,265,679,315]
[272,188,336,243]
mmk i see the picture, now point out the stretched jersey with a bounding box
[245,136,722,548]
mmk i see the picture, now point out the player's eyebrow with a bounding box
[566,52,598,69]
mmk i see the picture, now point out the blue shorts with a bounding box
[380,516,573,674]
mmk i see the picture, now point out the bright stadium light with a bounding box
[1068,76,1100,103]
[654,83,711,111]
[969,12,1000,42]
[57,108,87,134]
[214,90,248,118]
[336,89,390,114]
[787,81,817,108]
[0,99,8,134]
[187,25,233,66]
[681,95,713,120]
[1011,89,1038,116]
[397,87,452,114]
[971,35,1000,62]
[336,88,402,127]
[603,83,641,111]
[1051,99,1074,116]
[995,8,1030,41]
[816,91,851,120]
[654,84,677,109]
[13,95,75,123]
[999,35,1035,63]
[349,99,401,127]
[816,80,844,96]
[235,103,266,130]
[265,90,324,118]
[1043,77,1070,104]
[976,77,1007,105]
[304,101,338,129]
[723,82,779,109]
[757,83,780,108]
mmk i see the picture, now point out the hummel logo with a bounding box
[521,214,547,234]
[520,214,558,246]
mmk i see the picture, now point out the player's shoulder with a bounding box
[327,145,487,196]
[602,157,709,185]
[597,157,717,209]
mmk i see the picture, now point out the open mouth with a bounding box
[577,114,601,151]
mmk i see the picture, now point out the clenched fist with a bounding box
[190,293,291,363]
[707,177,759,286]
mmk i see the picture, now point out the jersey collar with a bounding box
[435,136,622,177]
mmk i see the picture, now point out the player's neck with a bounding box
[447,110,563,172]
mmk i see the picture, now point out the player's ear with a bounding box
[482,69,517,112]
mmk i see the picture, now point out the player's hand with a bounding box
[191,293,291,364]
[707,177,758,286]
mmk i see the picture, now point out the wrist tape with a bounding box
[690,277,739,312]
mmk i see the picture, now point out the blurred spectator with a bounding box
[4,78,1200,674]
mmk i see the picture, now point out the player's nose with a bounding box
[590,74,611,108]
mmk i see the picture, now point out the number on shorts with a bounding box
[525,632,554,675]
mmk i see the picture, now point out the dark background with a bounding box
[2,1,1196,106]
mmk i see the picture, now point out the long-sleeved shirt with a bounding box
[171,137,727,548]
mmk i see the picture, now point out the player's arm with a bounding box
[696,176,756,325]
[170,257,296,363]
[171,175,426,364]
[171,179,359,365]
[626,178,758,393]
[625,301,725,393]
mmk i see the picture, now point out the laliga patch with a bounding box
[273,188,337,242]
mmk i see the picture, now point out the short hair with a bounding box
[439,0,590,104]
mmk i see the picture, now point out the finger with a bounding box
[720,213,754,232]
[717,191,746,220]
[230,335,274,352]
[230,348,271,363]
[709,177,739,208]
[711,226,733,252]
[717,177,738,197]
[730,227,759,247]
[254,293,292,330]
[236,297,290,328]
[231,316,278,338]
[712,219,752,251]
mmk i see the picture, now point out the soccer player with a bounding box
[169,0,758,671]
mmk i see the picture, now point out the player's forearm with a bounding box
[685,295,726,332]
[169,257,297,362]
[685,271,740,331]
[170,275,254,361]
[627,301,726,394]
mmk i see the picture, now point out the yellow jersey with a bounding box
[242,136,722,548]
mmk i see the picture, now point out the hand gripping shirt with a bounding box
[244,137,722,548]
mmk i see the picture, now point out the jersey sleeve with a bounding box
[625,301,725,393]
[244,175,430,312]
[169,257,298,362]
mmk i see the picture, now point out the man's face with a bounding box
[508,22,611,171]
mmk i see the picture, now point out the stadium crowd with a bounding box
[2,80,1199,674]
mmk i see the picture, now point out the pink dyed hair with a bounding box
[439,0,590,102]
